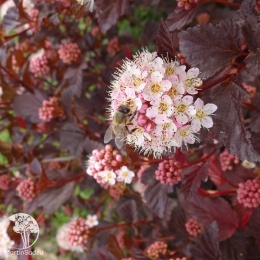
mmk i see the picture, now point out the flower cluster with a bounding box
[38,97,65,122]
[185,218,202,237]
[155,157,182,185]
[109,182,126,199]
[177,0,199,10]
[67,217,90,250]
[237,179,260,208]
[86,145,135,186]
[0,174,11,190]
[16,178,36,202]
[146,241,168,259]
[0,216,15,259]
[219,150,240,171]
[107,50,217,158]
[29,52,49,78]
[58,42,81,64]
[28,8,39,32]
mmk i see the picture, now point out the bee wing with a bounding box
[115,136,124,149]
[104,125,114,144]
[114,125,127,149]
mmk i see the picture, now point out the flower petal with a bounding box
[176,114,188,125]
[204,103,218,114]
[182,95,193,105]
[191,119,201,132]
[161,80,172,91]
[187,68,199,78]
[151,71,163,83]
[194,98,204,109]
[201,116,213,128]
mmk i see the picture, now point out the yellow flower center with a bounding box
[168,86,178,97]
[179,129,189,137]
[165,66,175,76]
[122,171,128,177]
[162,122,170,129]
[176,103,187,113]
[158,102,168,114]
[133,77,142,87]
[185,78,202,88]
[150,83,161,93]
[196,109,205,119]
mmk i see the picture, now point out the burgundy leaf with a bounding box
[250,93,260,133]
[245,49,260,77]
[144,181,171,218]
[141,165,157,186]
[190,222,220,260]
[211,82,260,162]
[12,92,44,123]
[208,155,227,186]
[64,62,87,98]
[60,122,85,156]
[181,163,208,200]
[95,0,130,32]
[83,137,105,154]
[166,6,198,32]
[107,235,125,259]
[29,158,42,175]
[27,182,75,214]
[247,207,260,240]
[117,199,137,222]
[220,232,246,260]
[179,18,243,79]
[187,195,239,240]
[155,20,179,61]
[2,6,20,33]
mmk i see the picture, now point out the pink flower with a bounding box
[17,179,36,202]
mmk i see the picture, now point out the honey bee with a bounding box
[104,104,136,149]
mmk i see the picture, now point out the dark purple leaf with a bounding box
[166,6,198,32]
[156,20,179,61]
[211,82,260,162]
[29,158,42,175]
[64,62,87,98]
[181,163,208,200]
[190,221,221,260]
[95,0,130,32]
[141,165,157,186]
[107,235,125,259]
[240,0,260,26]
[179,18,243,79]
[83,137,105,154]
[87,249,116,260]
[2,6,20,33]
[250,93,260,133]
[117,199,137,222]
[247,207,260,240]
[144,181,171,218]
[12,92,45,123]
[245,49,260,76]
[60,122,85,156]
[220,232,246,260]
[187,195,239,240]
[27,182,75,214]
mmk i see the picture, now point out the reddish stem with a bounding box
[47,173,85,187]
[198,187,237,197]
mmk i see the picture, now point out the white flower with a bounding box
[146,95,174,124]
[116,166,135,184]
[98,170,116,185]
[86,214,99,228]
[173,126,198,147]
[127,126,151,147]
[173,95,196,125]
[183,68,202,94]
[166,75,185,101]
[242,160,256,169]
[191,98,218,132]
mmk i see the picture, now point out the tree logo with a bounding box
[9,213,39,249]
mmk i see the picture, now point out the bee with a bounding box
[104,104,136,149]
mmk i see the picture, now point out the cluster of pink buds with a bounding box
[0,174,11,190]
[16,178,36,202]
[67,217,90,249]
[107,37,120,56]
[109,182,126,199]
[185,218,202,237]
[29,53,49,78]
[107,49,217,158]
[177,0,199,10]
[219,150,240,171]
[237,179,260,208]
[155,157,182,185]
[86,145,135,187]
[38,97,65,122]
[58,42,81,64]
[146,241,168,259]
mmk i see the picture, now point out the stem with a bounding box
[200,0,240,7]
[199,73,233,91]
[198,187,237,197]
